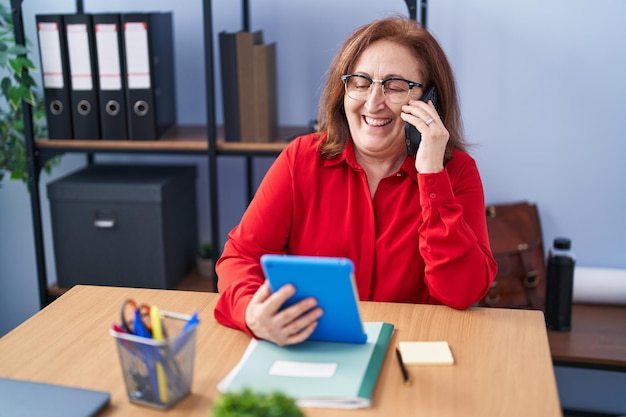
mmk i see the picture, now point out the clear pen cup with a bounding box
[110,311,198,409]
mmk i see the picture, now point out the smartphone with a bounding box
[404,85,439,156]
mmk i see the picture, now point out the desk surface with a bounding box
[0,286,561,417]
[548,304,626,370]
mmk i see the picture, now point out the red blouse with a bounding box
[214,133,497,334]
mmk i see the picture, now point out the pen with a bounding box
[150,305,169,404]
[133,309,152,338]
[395,347,411,386]
[181,311,200,333]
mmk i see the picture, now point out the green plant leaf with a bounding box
[1,75,10,96]
[0,2,61,190]
[19,72,37,89]
[8,56,30,75]
[7,44,27,56]
[213,389,304,417]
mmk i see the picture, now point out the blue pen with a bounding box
[172,312,200,355]
[182,311,199,333]
[133,309,152,338]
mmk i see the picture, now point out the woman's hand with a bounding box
[245,281,323,346]
[401,100,450,173]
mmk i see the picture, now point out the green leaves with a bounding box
[212,389,304,417]
[0,2,57,188]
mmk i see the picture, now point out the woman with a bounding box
[214,16,497,345]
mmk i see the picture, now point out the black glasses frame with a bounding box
[341,74,423,100]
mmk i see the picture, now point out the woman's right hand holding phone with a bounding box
[401,99,449,173]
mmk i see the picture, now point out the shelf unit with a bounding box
[12,0,424,308]
[10,0,302,308]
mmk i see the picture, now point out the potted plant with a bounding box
[197,241,214,278]
[212,389,304,417]
[0,3,57,188]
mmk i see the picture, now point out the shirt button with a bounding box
[429,193,437,199]
[427,178,435,185]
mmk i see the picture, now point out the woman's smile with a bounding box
[363,115,392,127]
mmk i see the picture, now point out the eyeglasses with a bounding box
[341,74,422,104]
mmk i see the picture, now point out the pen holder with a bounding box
[110,311,198,409]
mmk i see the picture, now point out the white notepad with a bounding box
[398,341,454,366]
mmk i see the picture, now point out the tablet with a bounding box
[260,254,367,344]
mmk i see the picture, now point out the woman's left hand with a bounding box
[401,99,450,173]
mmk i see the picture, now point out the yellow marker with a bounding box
[150,305,168,404]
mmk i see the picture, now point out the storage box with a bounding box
[48,164,197,289]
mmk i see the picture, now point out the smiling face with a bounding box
[344,39,424,159]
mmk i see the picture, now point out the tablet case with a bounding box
[260,254,367,344]
[0,378,110,417]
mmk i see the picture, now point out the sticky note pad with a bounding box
[398,341,454,366]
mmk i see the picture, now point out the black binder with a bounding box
[121,13,176,140]
[64,14,101,139]
[218,31,240,142]
[35,15,73,139]
[93,14,128,140]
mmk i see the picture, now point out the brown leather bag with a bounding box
[480,201,546,310]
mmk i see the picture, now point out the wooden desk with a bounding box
[548,304,626,371]
[0,286,561,417]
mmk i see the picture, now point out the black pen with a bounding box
[395,347,411,386]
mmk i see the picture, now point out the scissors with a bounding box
[120,298,152,337]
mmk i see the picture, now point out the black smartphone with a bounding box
[404,85,439,156]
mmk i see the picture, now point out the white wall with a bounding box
[2,0,625,324]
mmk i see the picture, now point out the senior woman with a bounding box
[214,16,497,345]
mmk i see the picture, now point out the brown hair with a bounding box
[318,15,465,160]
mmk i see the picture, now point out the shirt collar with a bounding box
[323,139,419,183]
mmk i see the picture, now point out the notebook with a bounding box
[218,321,394,409]
[260,254,367,343]
[0,378,110,417]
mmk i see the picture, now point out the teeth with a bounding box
[364,116,391,127]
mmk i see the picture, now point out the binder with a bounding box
[64,14,101,139]
[218,30,263,142]
[252,41,278,142]
[93,14,128,140]
[235,31,262,142]
[35,15,73,139]
[218,31,240,142]
[121,13,176,141]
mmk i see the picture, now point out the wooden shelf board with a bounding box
[35,124,310,154]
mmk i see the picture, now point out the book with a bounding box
[235,30,262,142]
[252,42,278,142]
[217,321,394,409]
[218,31,239,142]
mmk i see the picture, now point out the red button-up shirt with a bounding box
[214,133,497,334]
